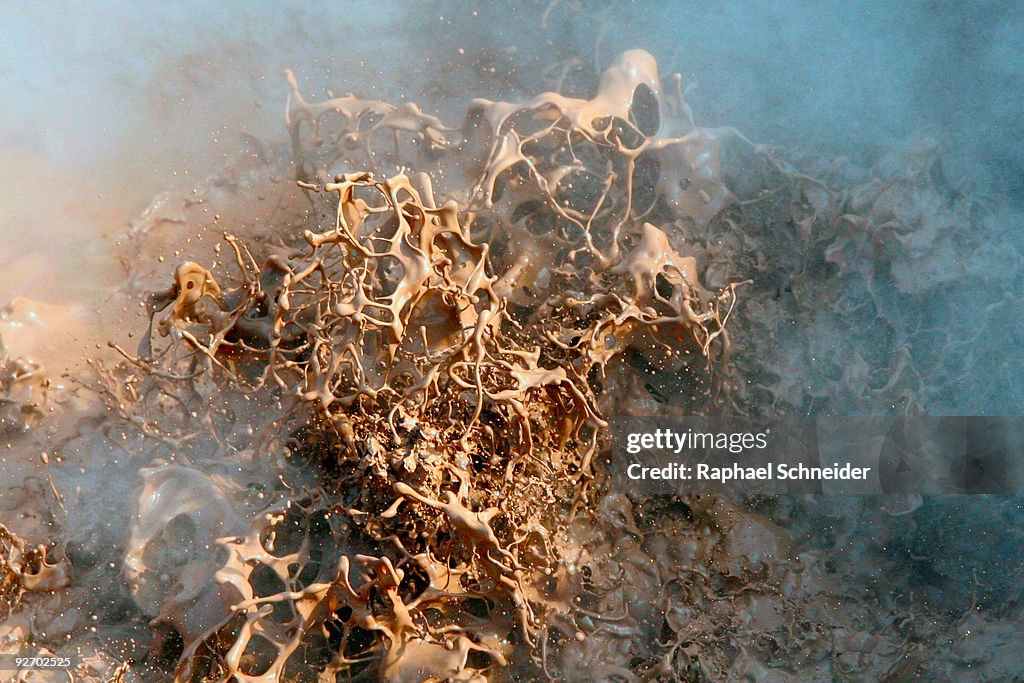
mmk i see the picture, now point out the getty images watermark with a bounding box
[609,416,1024,495]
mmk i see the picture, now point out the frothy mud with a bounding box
[1,42,1022,683]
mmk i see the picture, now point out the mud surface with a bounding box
[1,21,1023,683]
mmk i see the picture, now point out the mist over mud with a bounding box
[1,2,1023,682]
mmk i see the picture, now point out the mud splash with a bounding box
[99,49,744,680]
[1,37,1022,683]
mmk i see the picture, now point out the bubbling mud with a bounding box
[101,50,745,681]
[1,525,69,620]
[3,41,1020,683]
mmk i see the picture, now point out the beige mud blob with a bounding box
[285,70,453,183]
[170,495,520,683]
[1,524,70,620]
[447,48,751,325]
[124,466,249,644]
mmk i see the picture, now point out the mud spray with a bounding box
[2,2,1023,682]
